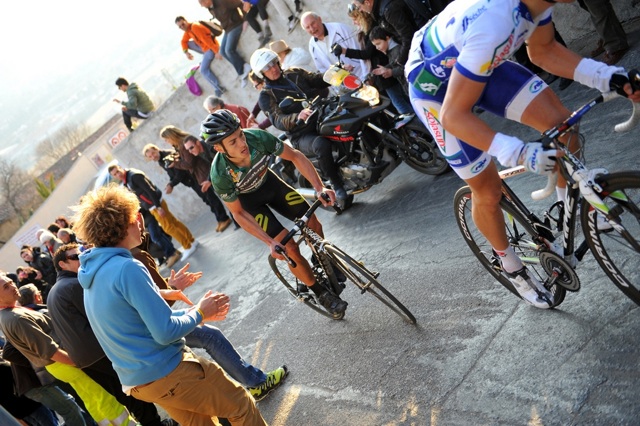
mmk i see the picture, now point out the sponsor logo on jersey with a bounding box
[286,191,306,205]
[234,156,270,193]
[413,69,442,95]
[482,33,515,73]
[446,17,456,28]
[440,57,457,68]
[227,167,241,183]
[471,158,488,174]
[461,6,487,32]
[424,109,446,151]
[529,79,544,93]
[430,63,446,78]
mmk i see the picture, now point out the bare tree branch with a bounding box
[0,158,34,223]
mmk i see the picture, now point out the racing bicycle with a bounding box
[454,90,640,308]
[268,194,417,324]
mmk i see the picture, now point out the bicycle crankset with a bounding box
[539,252,581,292]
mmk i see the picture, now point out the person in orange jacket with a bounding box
[175,16,226,96]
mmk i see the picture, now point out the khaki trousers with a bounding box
[150,199,195,249]
[131,352,266,426]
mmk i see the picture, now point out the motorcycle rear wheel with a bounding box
[401,120,450,176]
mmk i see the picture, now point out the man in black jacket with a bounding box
[251,48,348,200]
[108,165,199,261]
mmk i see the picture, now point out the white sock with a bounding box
[494,245,523,274]
[556,186,567,204]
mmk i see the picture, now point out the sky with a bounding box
[0,1,204,87]
[0,0,210,166]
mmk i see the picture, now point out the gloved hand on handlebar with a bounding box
[331,43,344,57]
[488,133,559,175]
[609,69,640,101]
[517,142,558,175]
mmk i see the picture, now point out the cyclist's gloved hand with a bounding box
[609,69,640,99]
[517,142,557,175]
[487,133,557,174]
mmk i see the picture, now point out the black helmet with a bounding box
[201,109,241,145]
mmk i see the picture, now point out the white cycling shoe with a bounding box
[505,267,554,309]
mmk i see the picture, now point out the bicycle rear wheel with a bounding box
[580,171,640,305]
[323,244,417,324]
[268,255,340,320]
[453,186,567,308]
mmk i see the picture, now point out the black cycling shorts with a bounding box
[238,170,310,237]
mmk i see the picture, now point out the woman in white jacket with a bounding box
[269,39,315,72]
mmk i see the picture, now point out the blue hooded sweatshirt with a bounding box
[77,247,202,386]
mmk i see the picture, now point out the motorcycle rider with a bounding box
[250,48,349,200]
[202,109,349,316]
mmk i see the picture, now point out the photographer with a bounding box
[251,48,348,200]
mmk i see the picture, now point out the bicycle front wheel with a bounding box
[323,244,417,324]
[580,171,640,305]
[453,186,567,308]
[268,255,338,320]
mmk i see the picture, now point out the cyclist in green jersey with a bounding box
[204,109,349,315]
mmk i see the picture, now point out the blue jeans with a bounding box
[184,325,267,387]
[23,404,59,426]
[187,41,222,93]
[25,384,88,426]
[386,84,413,114]
[200,49,223,93]
[220,25,246,76]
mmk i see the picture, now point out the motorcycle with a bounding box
[275,63,449,209]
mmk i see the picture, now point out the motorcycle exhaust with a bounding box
[296,187,318,201]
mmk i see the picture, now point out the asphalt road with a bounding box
[169,37,640,426]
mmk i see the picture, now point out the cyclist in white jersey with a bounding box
[406,0,640,308]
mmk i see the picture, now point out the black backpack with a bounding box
[199,20,223,37]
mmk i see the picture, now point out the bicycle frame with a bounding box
[276,196,344,292]
[498,91,640,266]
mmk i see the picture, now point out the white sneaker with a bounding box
[180,240,199,262]
[505,267,554,309]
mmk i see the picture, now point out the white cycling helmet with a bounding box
[250,48,280,79]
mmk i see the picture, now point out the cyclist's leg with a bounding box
[262,172,318,285]
[265,172,347,312]
[484,62,576,195]
[240,172,316,286]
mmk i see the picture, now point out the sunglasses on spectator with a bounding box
[66,253,80,261]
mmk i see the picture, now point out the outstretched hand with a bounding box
[168,263,202,291]
[197,291,230,322]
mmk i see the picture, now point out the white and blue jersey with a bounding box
[406,0,553,179]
